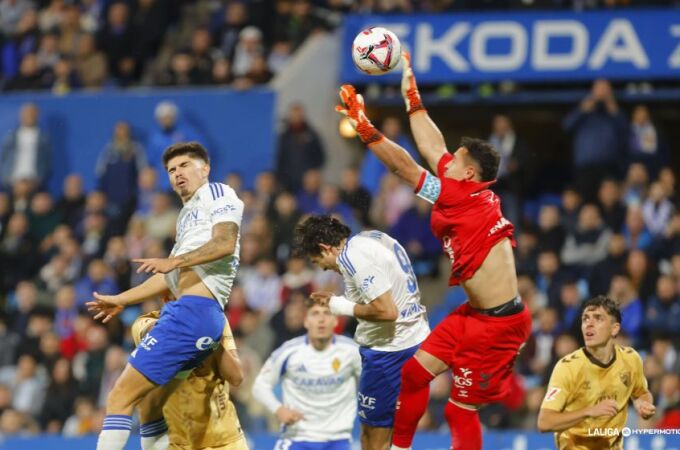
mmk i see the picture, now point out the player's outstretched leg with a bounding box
[444,400,482,450]
[97,364,157,450]
[391,351,445,450]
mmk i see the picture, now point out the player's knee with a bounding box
[401,357,435,391]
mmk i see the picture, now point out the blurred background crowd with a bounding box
[2,0,680,93]
[0,0,679,444]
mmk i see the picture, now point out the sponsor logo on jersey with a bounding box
[359,392,377,410]
[195,336,216,351]
[361,275,375,292]
[332,358,341,373]
[544,387,561,402]
[211,205,236,217]
[488,217,512,236]
[442,236,456,265]
[400,303,425,319]
[295,364,308,373]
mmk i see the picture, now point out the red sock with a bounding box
[445,401,482,450]
[391,357,434,448]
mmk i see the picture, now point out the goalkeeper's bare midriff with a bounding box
[177,267,215,300]
[461,238,518,310]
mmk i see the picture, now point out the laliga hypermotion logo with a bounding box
[356,28,394,72]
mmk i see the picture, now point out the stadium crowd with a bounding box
[0,73,679,440]
[1,0,679,92]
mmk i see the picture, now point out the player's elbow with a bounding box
[379,304,399,321]
[536,410,554,433]
[228,369,244,387]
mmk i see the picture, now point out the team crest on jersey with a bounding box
[544,387,561,402]
[620,371,631,388]
[332,357,341,373]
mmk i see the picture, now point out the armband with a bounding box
[414,171,441,204]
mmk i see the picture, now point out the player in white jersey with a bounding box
[253,299,361,450]
[294,215,430,450]
[86,142,244,450]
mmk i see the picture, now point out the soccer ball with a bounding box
[352,27,401,75]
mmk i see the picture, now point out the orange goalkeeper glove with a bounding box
[401,51,425,115]
[335,84,384,145]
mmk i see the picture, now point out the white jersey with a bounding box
[337,231,430,352]
[252,335,361,442]
[165,182,243,309]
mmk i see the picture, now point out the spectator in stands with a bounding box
[562,79,628,200]
[536,250,565,307]
[0,103,52,190]
[95,121,146,235]
[62,396,99,436]
[390,198,441,277]
[97,346,125,408]
[279,0,329,50]
[629,105,669,179]
[231,25,264,79]
[274,103,325,193]
[296,169,322,213]
[35,32,59,73]
[241,257,283,315]
[134,167,159,218]
[232,53,272,89]
[143,192,177,242]
[38,0,65,34]
[537,204,565,253]
[588,233,626,297]
[360,116,416,196]
[3,52,49,91]
[96,1,136,85]
[210,57,232,85]
[1,0,34,36]
[74,33,108,89]
[608,273,643,346]
[146,101,202,190]
[73,325,107,398]
[370,172,414,228]
[561,203,612,270]
[73,259,117,308]
[130,0,171,70]
[340,167,371,227]
[103,237,131,293]
[642,182,674,237]
[4,8,40,75]
[57,3,83,57]
[560,186,582,234]
[515,225,539,276]
[39,358,78,432]
[623,162,649,208]
[0,215,36,293]
[556,279,582,335]
[53,285,77,339]
[188,26,222,83]
[623,206,653,251]
[489,114,531,227]
[0,354,46,417]
[49,56,81,94]
[269,192,301,265]
[158,49,202,87]
[267,41,292,74]
[597,178,626,232]
[215,1,250,61]
[645,275,680,336]
[27,192,60,245]
[56,174,85,230]
[268,289,306,349]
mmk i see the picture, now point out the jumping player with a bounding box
[132,310,248,450]
[294,216,430,450]
[252,299,361,450]
[87,142,243,450]
[538,296,655,449]
[335,52,532,450]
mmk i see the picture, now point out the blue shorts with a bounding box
[358,344,419,427]
[274,439,351,450]
[129,295,224,385]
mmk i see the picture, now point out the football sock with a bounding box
[97,415,132,450]
[445,400,482,450]
[140,417,169,450]
[391,357,435,448]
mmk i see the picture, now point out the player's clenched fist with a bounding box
[276,406,304,425]
[634,398,656,420]
[400,51,424,115]
[335,84,384,145]
[587,399,619,418]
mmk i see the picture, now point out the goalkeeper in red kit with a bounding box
[335,52,532,450]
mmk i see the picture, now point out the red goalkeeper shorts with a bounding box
[419,298,531,405]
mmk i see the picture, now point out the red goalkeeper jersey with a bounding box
[416,152,515,286]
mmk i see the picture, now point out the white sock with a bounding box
[97,429,131,450]
[390,446,410,450]
[141,433,169,450]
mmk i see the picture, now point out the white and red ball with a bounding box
[352,27,401,75]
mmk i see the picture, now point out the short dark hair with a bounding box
[582,295,622,324]
[162,142,210,169]
[459,137,500,182]
[294,215,351,258]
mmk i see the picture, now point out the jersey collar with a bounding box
[582,347,617,369]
